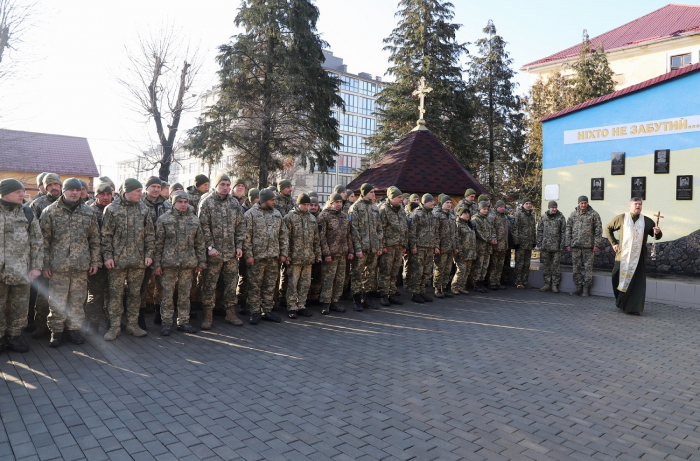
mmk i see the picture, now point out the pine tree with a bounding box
[367,0,473,164]
[468,20,524,194]
[186,0,343,188]
[569,30,615,105]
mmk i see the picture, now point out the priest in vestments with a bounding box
[605,198,662,315]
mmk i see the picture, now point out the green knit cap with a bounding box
[333,184,346,194]
[36,172,48,186]
[296,193,311,205]
[360,183,373,196]
[456,205,468,217]
[477,194,490,202]
[213,173,230,187]
[0,178,24,196]
[308,190,318,198]
[478,200,489,210]
[232,177,245,187]
[123,178,142,193]
[409,193,419,201]
[194,174,209,187]
[387,186,402,199]
[464,188,476,197]
[248,188,259,201]
[259,189,275,203]
[439,194,451,205]
[421,193,434,204]
[401,193,410,199]
[279,179,292,190]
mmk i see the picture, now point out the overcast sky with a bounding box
[0,0,679,181]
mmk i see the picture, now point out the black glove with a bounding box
[514,244,521,250]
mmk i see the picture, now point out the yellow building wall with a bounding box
[0,170,95,200]
[541,146,700,242]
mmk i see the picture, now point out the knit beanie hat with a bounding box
[296,193,311,205]
[346,189,354,196]
[123,178,143,193]
[439,194,450,205]
[43,173,61,187]
[36,172,48,186]
[248,188,260,201]
[259,189,275,203]
[308,190,318,198]
[477,194,490,202]
[578,195,589,203]
[496,200,506,208]
[213,173,230,187]
[279,179,292,190]
[99,176,116,190]
[333,184,346,194]
[161,180,169,187]
[548,200,558,208]
[0,178,24,196]
[409,193,419,201]
[330,193,343,202]
[268,185,278,192]
[478,200,489,210]
[195,174,209,187]
[408,202,419,212]
[464,188,476,197]
[421,193,434,204]
[62,177,82,192]
[360,183,374,197]
[79,179,88,189]
[171,190,189,202]
[232,177,245,187]
[145,176,161,188]
[521,197,532,205]
[456,205,470,217]
[387,186,402,199]
[310,196,318,204]
[170,182,184,193]
[401,193,410,199]
[96,182,113,194]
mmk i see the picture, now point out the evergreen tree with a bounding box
[468,20,524,194]
[367,0,473,164]
[186,0,343,188]
[569,30,616,105]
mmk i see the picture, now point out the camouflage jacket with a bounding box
[471,212,494,255]
[488,211,510,252]
[408,204,438,250]
[199,193,245,262]
[456,197,479,221]
[29,191,45,205]
[101,194,155,269]
[275,193,294,217]
[537,210,566,252]
[283,206,321,265]
[29,193,59,219]
[566,205,602,249]
[455,217,476,260]
[243,205,289,260]
[153,208,207,270]
[512,207,537,248]
[317,207,353,258]
[379,201,408,248]
[187,186,206,211]
[349,199,383,254]
[342,201,352,215]
[142,195,172,226]
[0,201,43,285]
[433,207,456,253]
[88,202,109,229]
[40,197,102,272]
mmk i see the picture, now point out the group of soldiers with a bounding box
[0,170,603,352]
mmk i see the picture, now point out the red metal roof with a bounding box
[346,129,487,196]
[0,129,99,177]
[541,62,700,122]
[522,4,700,69]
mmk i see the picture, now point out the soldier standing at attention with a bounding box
[457,188,479,220]
[29,173,48,204]
[160,181,170,200]
[187,174,210,211]
[432,195,457,298]
[407,194,438,303]
[471,201,496,293]
[537,201,566,293]
[237,187,259,315]
[401,193,410,208]
[153,191,206,335]
[306,196,323,305]
[40,178,101,347]
[243,189,289,324]
[487,200,510,290]
[231,178,247,208]
[317,194,354,315]
[378,186,408,306]
[0,179,43,352]
[85,180,113,335]
[283,194,321,318]
[452,206,475,295]
[512,198,537,289]
[566,196,602,297]
[274,180,294,308]
[101,178,155,341]
[349,183,385,311]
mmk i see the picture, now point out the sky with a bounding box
[0,0,684,181]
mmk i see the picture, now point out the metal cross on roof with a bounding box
[412,77,433,130]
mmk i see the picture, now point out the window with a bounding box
[338,155,360,174]
[358,137,370,155]
[340,134,357,153]
[340,113,357,132]
[338,175,353,187]
[671,53,691,70]
[314,163,336,172]
[189,163,194,173]
[359,97,375,115]
[359,80,376,96]
[341,75,358,93]
[341,93,357,113]
[358,117,375,135]
[314,173,335,194]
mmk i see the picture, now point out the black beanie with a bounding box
[195,174,209,187]
[145,176,161,188]
[62,178,83,192]
[296,193,311,205]
[0,178,24,196]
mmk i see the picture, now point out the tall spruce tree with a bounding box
[569,30,616,105]
[367,0,473,164]
[186,0,343,188]
[468,20,524,193]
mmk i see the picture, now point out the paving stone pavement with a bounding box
[2,287,700,461]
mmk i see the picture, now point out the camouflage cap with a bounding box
[36,172,48,186]
[43,173,61,187]
[477,194,490,202]
[455,205,468,217]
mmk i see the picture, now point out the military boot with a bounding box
[249,313,261,325]
[103,325,121,341]
[84,322,100,336]
[225,308,243,326]
[388,295,403,305]
[201,309,213,330]
[362,293,377,309]
[49,331,62,348]
[380,296,391,307]
[411,294,425,304]
[321,303,330,315]
[160,326,171,336]
[177,324,197,334]
[552,285,559,293]
[5,335,28,353]
[297,309,313,317]
[138,308,147,330]
[125,324,147,337]
[539,284,551,292]
[0,338,4,353]
[262,312,281,322]
[582,287,590,297]
[434,289,445,299]
[154,305,162,325]
[352,293,364,311]
[329,303,345,313]
[420,293,433,302]
[570,286,583,296]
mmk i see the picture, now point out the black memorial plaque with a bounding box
[654,149,670,174]
[591,178,604,200]
[631,176,646,200]
[611,152,625,175]
[677,175,693,200]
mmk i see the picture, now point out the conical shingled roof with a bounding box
[346,129,486,197]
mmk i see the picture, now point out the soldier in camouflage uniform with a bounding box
[40,178,102,347]
[153,191,206,335]
[349,183,384,311]
[537,200,566,293]
[243,189,289,324]
[199,173,245,328]
[85,180,113,335]
[487,200,510,290]
[237,187,259,314]
[283,194,321,318]
[273,180,294,307]
[332,184,350,215]
[378,186,408,307]
[471,201,497,293]
[433,195,457,298]
[101,178,155,341]
[407,194,438,303]
[452,206,475,294]
[306,196,323,305]
[566,195,602,297]
[0,179,43,352]
[317,194,353,315]
[231,177,247,208]
[512,198,537,288]
[30,172,48,204]
[186,174,209,211]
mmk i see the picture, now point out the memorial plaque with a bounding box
[677,175,693,200]
[591,178,604,200]
[631,176,646,200]
[611,152,625,175]
[654,149,670,174]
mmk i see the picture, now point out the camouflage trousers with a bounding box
[286,264,312,311]
[541,251,562,286]
[48,271,88,332]
[433,252,453,291]
[408,247,434,294]
[144,272,163,306]
[452,257,473,291]
[514,248,532,286]
[0,282,29,337]
[247,258,278,314]
[203,258,239,311]
[33,275,50,329]
[107,268,146,326]
[161,268,193,326]
[343,259,351,294]
[236,259,248,304]
[351,252,378,295]
[472,250,491,282]
[307,262,322,301]
[378,246,404,296]
[86,267,109,324]
[488,250,507,288]
[139,267,154,309]
[320,257,346,303]
[572,248,594,289]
